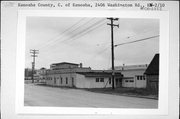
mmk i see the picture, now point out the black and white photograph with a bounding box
[1,0,179,119]
[24,17,159,108]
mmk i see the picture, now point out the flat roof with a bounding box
[51,62,79,66]
[115,64,148,71]
[76,71,122,77]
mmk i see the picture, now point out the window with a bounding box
[137,76,139,80]
[72,77,74,85]
[143,76,146,80]
[60,77,63,84]
[129,80,134,82]
[125,80,128,82]
[100,78,104,82]
[96,78,99,82]
[66,77,68,84]
[54,78,56,84]
[140,76,142,80]
[109,78,111,84]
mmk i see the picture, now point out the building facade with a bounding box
[36,67,47,83]
[144,54,159,94]
[115,64,148,88]
[45,62,122,88]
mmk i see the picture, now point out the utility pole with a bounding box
[107,18,119,89]
[30,49,39,83]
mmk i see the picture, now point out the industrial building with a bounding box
[115,64,148,88]
[45,62,122,88]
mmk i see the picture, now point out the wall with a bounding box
[46,73,76,87]
[46,73,113,89]
[122,78,135,88]
[74,74,86,88]
[146,75,159,93]
[74,74,112,88]
[135,76,146,88]
[121,69,146,88]
[88,77,111,88]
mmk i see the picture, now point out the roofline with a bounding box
[76,72,122,77]
[51,62,79,66]
[117,68,146,71]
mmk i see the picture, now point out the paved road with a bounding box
[24,84,158,108]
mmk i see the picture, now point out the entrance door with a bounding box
[72,77,74,87]
[116,78,122,87]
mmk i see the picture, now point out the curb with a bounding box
[86,90,158,100]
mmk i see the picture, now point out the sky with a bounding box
[25,17,159,70]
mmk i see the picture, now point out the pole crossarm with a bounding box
[107,18,119,21]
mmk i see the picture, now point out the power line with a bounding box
[43,19,106,54]
[36,18,87,50]
[39,19,107,62]
[67,19,107,43]
[60,18,96,43]
[114,35,159,47]
[62,19,106,43]
[41,18,96,52]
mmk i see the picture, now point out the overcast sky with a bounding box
[25,17,159,70]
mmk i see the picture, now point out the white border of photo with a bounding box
[16,10,169,115]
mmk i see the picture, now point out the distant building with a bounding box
[36,67,47,83]
[144,54,159,94]
[24,68,32,80]
[46,62,122,88]
[115,64,148,88]
[50,62,80,70]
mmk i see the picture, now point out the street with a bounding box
[24,84,158,108]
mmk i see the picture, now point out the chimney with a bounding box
[79,63,83,68]
[122,64,125,70]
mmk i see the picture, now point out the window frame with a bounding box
[96,78,99,82]
[66,77,68,84]
[109,77,111,84]
[100,78,104,82]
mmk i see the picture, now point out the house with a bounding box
[115,64,148,88]
[45,62,122,88]
[144,54,159,94]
